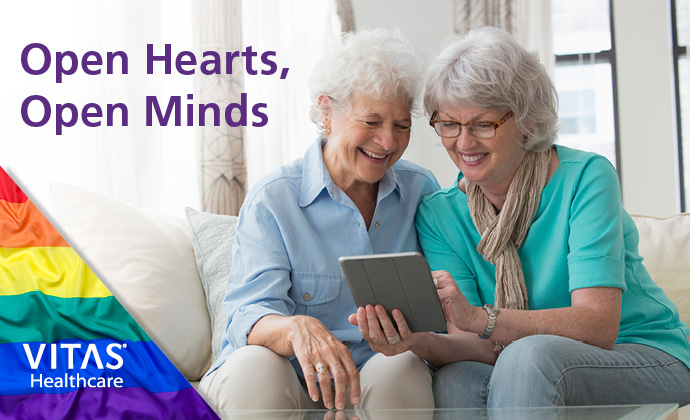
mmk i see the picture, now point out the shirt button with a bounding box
[374,221,380,227]
[304,293,312,301]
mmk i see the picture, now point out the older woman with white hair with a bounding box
[198,29,439,412]
[349,26,690,408]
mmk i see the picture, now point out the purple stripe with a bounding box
[0,386,219,420]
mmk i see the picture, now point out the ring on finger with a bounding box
[433,277,439,287]
[316,361,327,375]
[387,334,401,345]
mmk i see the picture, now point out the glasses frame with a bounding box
[429,111,514,139]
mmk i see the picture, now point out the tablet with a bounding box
[339,252,447,333]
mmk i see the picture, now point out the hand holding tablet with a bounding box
[339,252,447,333]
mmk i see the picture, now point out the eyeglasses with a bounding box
[429,111,514,139]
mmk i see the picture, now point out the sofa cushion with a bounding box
[48,183,212,381]
[632,213,690,329]
[186,208,238,364]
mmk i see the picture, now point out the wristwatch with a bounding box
[478,304,499,339]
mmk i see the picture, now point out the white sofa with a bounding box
[48,183,690,416]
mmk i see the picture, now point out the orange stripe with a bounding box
[0,167,28,203]
[0,199,68,248]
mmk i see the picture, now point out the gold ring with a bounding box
[316,362,327,375]
[387,335,401,345]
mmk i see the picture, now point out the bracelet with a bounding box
[478,304,499,339]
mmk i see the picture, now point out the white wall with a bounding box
[613,0,680,216]
[354,0,684,216]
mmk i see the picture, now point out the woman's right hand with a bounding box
[287,315,360,410]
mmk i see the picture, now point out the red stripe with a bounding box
[0,168,28,204]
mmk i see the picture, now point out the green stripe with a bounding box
[0,292,150,344]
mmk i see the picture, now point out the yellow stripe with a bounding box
[0,247,112,298]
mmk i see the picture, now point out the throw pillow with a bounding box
[48,183,213,381]
[186,207,238,364]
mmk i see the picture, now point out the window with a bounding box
[673,0,689,210]
[559,89,597,135]
[551,0,618,168]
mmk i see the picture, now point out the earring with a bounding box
[325,128,331,136]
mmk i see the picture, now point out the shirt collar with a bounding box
[299,138,331,207]
[378,163,402,205]
[299,137,403,207]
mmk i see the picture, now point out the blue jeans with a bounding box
[433,335,690,408]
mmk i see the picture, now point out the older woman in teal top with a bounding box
[349,26,690,408]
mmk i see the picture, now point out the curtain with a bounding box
[335,0,356,32]
[453,0,517,35]
[0,0,198,216]
[192,0,247,216]
[453,0,554,76]
[241,0,341,190]
[190,0,341,209]
[516,0,554,77]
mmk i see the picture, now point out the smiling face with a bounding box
[438,104,527,198]
[322,91,412,192]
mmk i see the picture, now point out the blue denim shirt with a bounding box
[212,138,439,376]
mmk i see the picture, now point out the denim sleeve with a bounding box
[223,200,296,351]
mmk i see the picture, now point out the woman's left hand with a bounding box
[348,305,416,356]
[433,270,479,332]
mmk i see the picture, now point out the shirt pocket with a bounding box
[288,272,341,328]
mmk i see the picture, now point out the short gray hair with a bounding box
[424,27,558,151]
[309,28,423,132]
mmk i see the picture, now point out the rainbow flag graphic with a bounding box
[0,167,219,419]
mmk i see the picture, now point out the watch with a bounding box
[478,304,499,339]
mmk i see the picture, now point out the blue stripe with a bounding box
[0,338,191,396]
